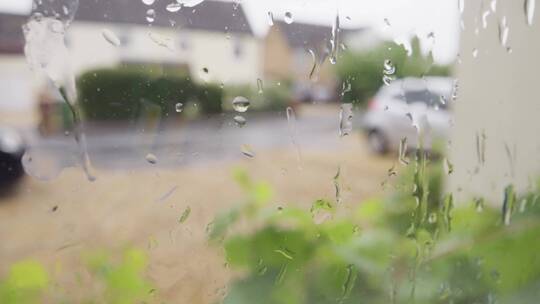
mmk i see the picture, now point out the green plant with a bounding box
[0,261,48,304]
[77,68,222,121]
[336,38,452,107]
[210,165,540,304]
[0,248,156,304]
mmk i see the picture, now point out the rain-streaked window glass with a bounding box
[0,0,538,303]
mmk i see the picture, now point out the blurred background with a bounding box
[0,0,538,303]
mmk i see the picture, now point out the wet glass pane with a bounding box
[0,0,539,303]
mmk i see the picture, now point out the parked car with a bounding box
[0,127,25,188]
[361,77,453,154]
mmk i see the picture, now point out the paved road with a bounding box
[23,105,365,172]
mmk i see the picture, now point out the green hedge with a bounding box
[223,83,291,113]
[77,68,222,121]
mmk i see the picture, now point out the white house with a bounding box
[0,0,261,126]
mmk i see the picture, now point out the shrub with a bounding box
[223,84,291,113]
[77,68,222,121]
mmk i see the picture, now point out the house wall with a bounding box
[66,22,261,85]
[263,26,293,81]
[449,1,540,202]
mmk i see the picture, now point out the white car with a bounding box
[361,77,454,154]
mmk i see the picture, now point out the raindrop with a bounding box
[102,28,121,47]
[398,137,409,165]
[341,264,357,301]
[458,0,465,14]
[475,197,485,212]
[444,157,454,175]
[382,59,396,85]
[177,0,205,8]
[148,32,173,50]
[233,115,246,127]
[498,17,509,47]
[502,185,516,225]
[428,213,438,224]
[490,0,497,12]
[166,2,183,12]
[175,102,184,113]
[308,49,319,81]
[284,12,293,24]
[22,150,65,181]
[257,78,264,94]
[384,18,391,27]
[482,10,491,29]
[267,11,274,26]
[334,166,341,204]
[472,48,479,58]
[178,206,192,223]
[146,9,156,23]
[241,144,255,158]
[145,153,158,164]
[339,103,353,137]
[232,96,250,113]
[329,13,340,65]
[525,0,536,26]
[142,0,155,5]
[286,107,302,167]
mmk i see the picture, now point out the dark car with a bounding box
[0,127,25,188]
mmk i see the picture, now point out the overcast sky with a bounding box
[0,0,459,63]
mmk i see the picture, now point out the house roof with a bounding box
[75,0,252,35]
[273,20,363,52]
[0,13,26,54]
[0,0,253,55]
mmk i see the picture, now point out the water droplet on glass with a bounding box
[102,28,121,47]
[233,115,246,127]
[257,78,264,94]
[329,13,340,65]
[428,213,438,224]
[458,0,465,14]
[166,2,183,12]
[382,59,396,85]
[241,144,255,158]
[398,137,409,165]
[482,10,491,29]
[284,12,293,24]
[502,185,516,225]
[148,32,173,50]
[525,0,536,26]
[22,150,65,181]
[145,153,158,164]
[175,102,184,113]
[475,197,485,212]
[267,11,274,26]
[490,0,497,12]
[286,107,302,167]
[232,96,250,113]
[177,0,205,8]
[339,103,353,137]
[444,157,454,175]
[142,0,155,5]
[178,206,191,223]
[472,48,479,58]
[146,9,156,23]
[308,49,319,81]
[384,18,391,27]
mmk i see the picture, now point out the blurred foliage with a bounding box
[0,248,156,304]
[211,163,540,304]
[223,83,291,113]
[0,261,48,304]
[77,67,223,121]
[336,38,452,107]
